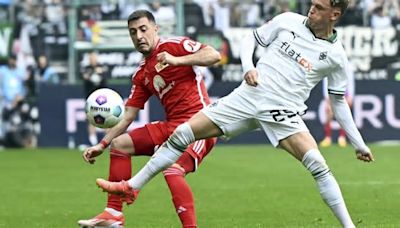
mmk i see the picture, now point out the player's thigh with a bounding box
[176,137,217,173]
[127,122,169,156]
[201,94,259,140]
[110,133,135,154]
[258,111,316,159]
[279,131,318,161]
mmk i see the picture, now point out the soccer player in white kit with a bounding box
[97,0,374,227]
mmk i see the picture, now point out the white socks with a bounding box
[128,123,195,189]
[302,149,355,228]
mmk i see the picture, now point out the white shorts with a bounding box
[201,83,309,147]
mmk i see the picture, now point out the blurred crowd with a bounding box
[1,0,400,148]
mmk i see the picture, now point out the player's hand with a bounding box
[157,51,178,65]
[244,69,259,87]
[355,148,374,162]
[83,144,104,164]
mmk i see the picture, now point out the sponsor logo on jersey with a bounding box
[280,42,312,72]
[153,75,175,99]
[153,75,166,93]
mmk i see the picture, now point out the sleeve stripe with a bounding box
[328,89,345,95]
[253,30,268,47]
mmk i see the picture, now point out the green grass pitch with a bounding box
[0,144,399,227]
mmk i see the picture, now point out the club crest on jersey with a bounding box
[155,62,169,72]
[319,52,327,60]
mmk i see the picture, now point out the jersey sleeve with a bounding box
[165,37,206,56]
[253,12,291,47]
[327,55,349,96]
[125,69,152,109]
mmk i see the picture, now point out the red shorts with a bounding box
[128,121,216,173]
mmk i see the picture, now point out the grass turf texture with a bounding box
[0,145,399,227]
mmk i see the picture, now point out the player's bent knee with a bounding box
[168,123,195,152]
[109,137,132,155]
[302,149,330,179]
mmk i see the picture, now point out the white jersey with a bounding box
[253,12,349,112]
[322,61,355,98]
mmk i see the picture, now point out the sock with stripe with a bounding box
[302,149,355,228]
[106,149,131,212]
[163,166,196,228]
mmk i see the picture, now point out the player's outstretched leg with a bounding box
[302,149,355,228]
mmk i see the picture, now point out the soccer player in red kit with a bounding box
[78,10,221,228]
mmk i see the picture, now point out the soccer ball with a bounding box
[85,88,124,129]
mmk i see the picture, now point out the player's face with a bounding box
[128,17,159,56]
[307,0,340,30]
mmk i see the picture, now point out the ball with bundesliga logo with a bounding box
[85,88,124,129]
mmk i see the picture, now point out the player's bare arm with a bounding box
[83,107,139,164]
[156,45,221,66]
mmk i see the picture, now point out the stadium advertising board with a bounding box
[38,80,400,147]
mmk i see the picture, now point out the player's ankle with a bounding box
[105,207,123,217]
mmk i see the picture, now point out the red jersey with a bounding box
[126,36,211,124]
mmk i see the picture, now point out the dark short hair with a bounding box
[127,10,156,25]
[331,0,349,14]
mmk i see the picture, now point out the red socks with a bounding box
[105,148,197,228]
[107,149,131,211]
[324,121,332,138]
[163,167,197,228]
[339,128,346,137]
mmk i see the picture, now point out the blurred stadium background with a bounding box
[0,0,400,227]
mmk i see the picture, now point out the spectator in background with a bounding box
[44,0,67,35]
[210,0,231,32]
[101,0,119,20]
[0,54,29,147]
[337,0,364,26]
[192,0,213,27]
[0,55,26,114]
[118,0,137,20]
[184,0,206,36]
[370,4,392,28]
[36,54,59,84]
[81,52,107,146]
[0,0,10,21]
